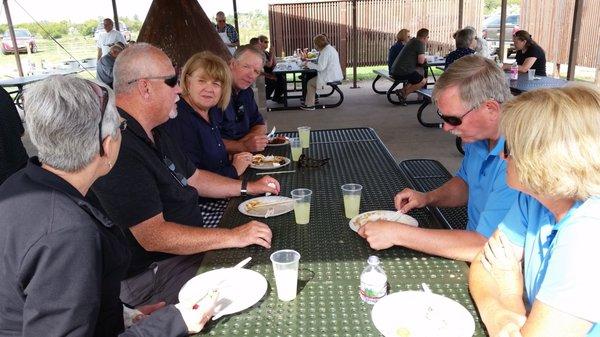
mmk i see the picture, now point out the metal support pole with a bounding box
[112,0,120,31]
[567,0,583,80]
[351,0,358,88]
[498,0,508,62]
[232,0,239,40]
[3,0,23,77]
[458,0,464,29]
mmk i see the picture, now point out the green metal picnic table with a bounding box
[195,127,487,337]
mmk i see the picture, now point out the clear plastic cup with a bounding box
[291,188,312,224]
[270,249,301,301]
[341,183,363,218]
[289,137,302,161]
[298,126,311,149]
[528,69,536,81]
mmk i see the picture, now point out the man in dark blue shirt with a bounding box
[218,45,268,153]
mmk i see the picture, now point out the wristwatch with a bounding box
[240,179,248,196]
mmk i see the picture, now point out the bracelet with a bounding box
[240,178,248,196]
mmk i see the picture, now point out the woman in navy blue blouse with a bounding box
[444,28,476,69]
[165,51,252,179]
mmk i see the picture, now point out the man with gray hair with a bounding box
[444,28,476,69]
[216,44,269,153]
[97,42,125,88]
[359,55,517,262]
[92,43,280,306]
[214,11,239,54]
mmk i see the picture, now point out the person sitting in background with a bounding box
[259,34,285,104]
[0,75,215,336]
[445,28,476,69]
[388,29,410,71]
[469,85,600,337]
[300,34,343,110]
[92,43,279,307]
[249,37,260,50]
[390,28,429,104]
[165,51,252,180]
[359,55,516,262]
[219,45,269,153]
[504,30,547,76]
[464,26,491,59]
[0,86,28,185]
[97,42,125,88]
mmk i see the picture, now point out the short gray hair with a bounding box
[233,44,266,65]
[24,76,119,172]
[454,28,474,49]
[433,55,512,110]
[113,42,163,94]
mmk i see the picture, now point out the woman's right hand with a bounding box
[233,152,252,176]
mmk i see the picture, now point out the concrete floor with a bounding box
[21,78,463,174]
[263,79,463,173]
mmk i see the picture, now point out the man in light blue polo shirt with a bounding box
[358,55,516,262]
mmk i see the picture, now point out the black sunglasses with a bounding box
[127,74,178,88]
[163,157,188,187]
[503,141,510,158]
[437,105,478,126]
[86,80,109,156]
[298,154,330,168]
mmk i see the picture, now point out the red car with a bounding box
[2,28,37,54]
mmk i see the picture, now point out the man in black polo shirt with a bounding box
[92,43,280,307]
[390,28,430,104]
[0,86,28,185]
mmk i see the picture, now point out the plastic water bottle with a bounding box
[359,256,388,304]
[510,62,519,80]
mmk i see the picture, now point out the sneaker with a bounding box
[395,89,407,106]
[300,105,315,110]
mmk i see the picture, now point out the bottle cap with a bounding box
[367,255,380,265]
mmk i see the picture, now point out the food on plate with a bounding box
[244,200,262,212]
[353,211,416,228]
[252,154,286,166]
[268,136,288,145]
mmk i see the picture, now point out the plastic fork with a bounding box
[264,208,275,218]
[266,126,276,140]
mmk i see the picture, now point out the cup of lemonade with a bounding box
[298,126,311,149]
[291,188,312,224]
[341,183,362,218]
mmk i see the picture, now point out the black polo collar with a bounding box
[24,157,114,228]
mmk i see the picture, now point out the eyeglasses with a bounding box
[437,100,495,126]
[119,119,127,132]
[127,74,178,88]
[298,154,330,168]
[86,80,109,156]
[162,157,188,187]
[503,141,510,158]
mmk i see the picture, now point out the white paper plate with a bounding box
[178,268,267,320]
[267,137,290,147]
[250,156,291,170]
[349,210,418,232]
[238,196,294,217]
[372,291,475,337]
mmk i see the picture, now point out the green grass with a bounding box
[343,65,445,82]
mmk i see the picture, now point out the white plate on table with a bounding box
[372,291,475,337]
[250,155,291,170]
[349,210,418,232]
[266,136,290,147]
[238,196,294,217]
[178,268,267,320]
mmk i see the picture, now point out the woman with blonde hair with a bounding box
[469,85,600,337]
[388,28,410,71]
[165,51,252,179]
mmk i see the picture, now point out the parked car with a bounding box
[94,21,131,42]
[1,28,37,54]
[482,14,520,57]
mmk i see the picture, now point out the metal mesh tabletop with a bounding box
[196,128,486,337]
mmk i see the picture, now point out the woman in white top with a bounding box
[301,34,343,110]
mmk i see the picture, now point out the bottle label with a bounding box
[359,281,387,304]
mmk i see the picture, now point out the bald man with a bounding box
[92,43,280,306]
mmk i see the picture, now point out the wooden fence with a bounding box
[268,0,484,74]
[521,0,600,80]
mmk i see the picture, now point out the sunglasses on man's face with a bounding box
[127,74,178,88]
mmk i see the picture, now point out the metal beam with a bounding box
[498,0,508,61]
[3,0,23,77]
[232,0,239,40]
[458,0,464,29]
[112,0,120,31]
[567,0,583,80]
[351,0,358,88]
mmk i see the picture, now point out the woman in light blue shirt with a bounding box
[469,85,600,337]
